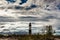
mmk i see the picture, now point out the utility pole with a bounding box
[29,23,32,35]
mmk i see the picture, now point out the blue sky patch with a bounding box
[6,0,16,3]
[19,0,27,5]
[57,4,60,10]
[25,4,37,10]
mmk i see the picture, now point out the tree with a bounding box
[46,25,54,40]
[46,25,53,35]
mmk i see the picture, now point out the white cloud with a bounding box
[0,0,60,34]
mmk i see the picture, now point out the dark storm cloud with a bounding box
[0,16,18,22]
[18,16,49,21]
[44,15,60,20]
[44,0,56,3]
[0,15,59,22]
[18,15,60,22]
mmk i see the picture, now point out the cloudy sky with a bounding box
[0,0,60,35]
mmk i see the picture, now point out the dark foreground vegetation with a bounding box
[0,34,60,40]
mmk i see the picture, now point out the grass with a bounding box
[0,34,55,40]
